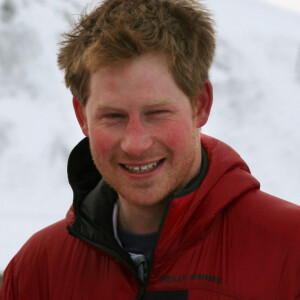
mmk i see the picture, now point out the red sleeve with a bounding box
[0,258,16,300]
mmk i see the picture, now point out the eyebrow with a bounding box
[95,99,174,111]
[144,99,174,107]
[95,104,122,111]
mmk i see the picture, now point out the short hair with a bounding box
[57,0,216,108]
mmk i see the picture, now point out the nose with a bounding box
[120,116,153,157]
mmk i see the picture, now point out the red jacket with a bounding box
[1,135,300,300]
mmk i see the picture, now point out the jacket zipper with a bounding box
[68,192,174,299]
[68,226,144,288]
[136,194,174,300]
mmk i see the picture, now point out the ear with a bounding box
[72,97,89,137]
[194,80,213,128]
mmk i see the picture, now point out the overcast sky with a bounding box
[264,0,300,14]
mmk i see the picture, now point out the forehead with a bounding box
[88,53,188,106]
[91,53,169,86]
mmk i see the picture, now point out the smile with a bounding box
[122,160,163,173]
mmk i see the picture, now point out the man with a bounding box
[1,0,300,299]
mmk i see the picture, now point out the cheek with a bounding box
[157,121,194,153]
[89,129,118,158]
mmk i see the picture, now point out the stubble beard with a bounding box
[88,132,200,208]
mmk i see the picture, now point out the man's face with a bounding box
[77,53,207,207]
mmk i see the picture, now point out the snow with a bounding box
[0,0,299,272]
[205,0,300,205]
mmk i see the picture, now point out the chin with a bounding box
[117,187,172,208]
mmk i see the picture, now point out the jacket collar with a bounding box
[66,135,260,259]
[66,136,208,228]
[155,135,260,258]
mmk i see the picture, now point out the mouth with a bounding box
[120,159,165,173]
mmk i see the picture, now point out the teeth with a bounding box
[124,161,160,173]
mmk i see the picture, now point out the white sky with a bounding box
[264,0,300,14]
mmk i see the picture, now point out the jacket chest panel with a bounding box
[146,211,300,300]
[48,242,140,299]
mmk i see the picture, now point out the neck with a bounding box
[118,198,168,234]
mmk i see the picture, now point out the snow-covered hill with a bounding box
[0,0,299,272]
[207,0,300,203]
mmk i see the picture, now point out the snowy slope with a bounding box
[0,0,299,272]
[206,0,300,203]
